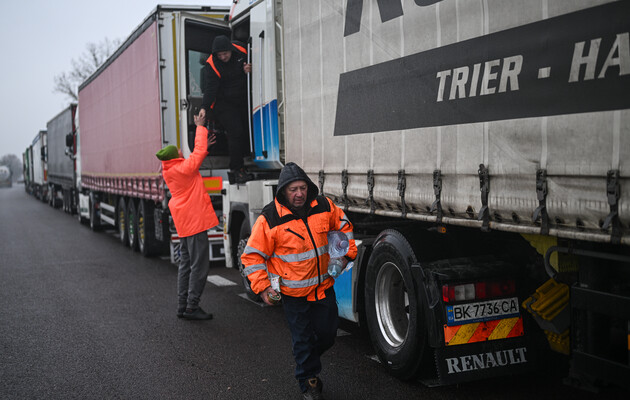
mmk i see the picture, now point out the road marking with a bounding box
[207,275,237,286]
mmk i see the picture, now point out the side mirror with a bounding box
[66,133,74,148]
[41,146,46,161]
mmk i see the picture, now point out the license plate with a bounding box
[446,297,520,326]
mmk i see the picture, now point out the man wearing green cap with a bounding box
[156,113,218,320]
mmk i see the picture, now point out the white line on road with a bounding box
[207,275,238,286]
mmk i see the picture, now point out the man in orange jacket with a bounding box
[156,114,218,320]
[241,162,357,400]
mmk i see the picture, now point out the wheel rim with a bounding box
[129,212,135,242]
[375,261,410,348]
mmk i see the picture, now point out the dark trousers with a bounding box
[177,230,209,310]
[215,102,249,171]
[282,288,339,393]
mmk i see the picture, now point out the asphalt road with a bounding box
[0,184,624,399]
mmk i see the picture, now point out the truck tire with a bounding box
[138,200,157,256]
[364,229,428,380]
[127,199,139,251]
[237,219,261,302]
[117,197,129,246]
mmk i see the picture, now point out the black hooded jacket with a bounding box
[201,35,248,112]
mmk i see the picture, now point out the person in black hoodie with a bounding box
[199,35,252,183]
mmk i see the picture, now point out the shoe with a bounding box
[302,377,324,400]
[183,307,213,320]
[177,305,186,318]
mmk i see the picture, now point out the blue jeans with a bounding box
[282,288,338,392]
[177,230,209,310]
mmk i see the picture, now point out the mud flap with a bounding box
[435,337,534,385]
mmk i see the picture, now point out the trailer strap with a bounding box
[533,169,550,235]
[602,169,621,244]
[430,169,444,226]
[397,169,407,218]
[478,164,490,232]
[318,170,325,195]
[342,169,349,211]
[366,169,375,214]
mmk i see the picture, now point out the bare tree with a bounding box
[53,38,121,102]
[0,154,23,182]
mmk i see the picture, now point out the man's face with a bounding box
[217,50,232,63]
[284,180,308,209]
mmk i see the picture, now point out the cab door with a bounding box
[249,0,283,169]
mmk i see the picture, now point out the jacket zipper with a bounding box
[285,228,305,240]
[302,218,321,301]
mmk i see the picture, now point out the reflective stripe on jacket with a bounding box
[241,195,357,301]
[161,126,219,237]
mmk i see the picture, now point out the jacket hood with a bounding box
[276,162,319,208]
[212,35,232,54]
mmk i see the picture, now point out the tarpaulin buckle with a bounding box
[430,169,444,226]
[533,169,549,235]
[318,170,325,195]
[366,169,375,214]
[602,169,621,244]
[341,169,349,211]
[397,169,407,218]
[477,164,490,232]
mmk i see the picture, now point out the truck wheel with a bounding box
[127,199,139,251]
[364,229,427,380]
[117,197,129,246]
[237,219,261,302]
[138,200,157,256]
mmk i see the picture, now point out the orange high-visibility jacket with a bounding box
[241,196,357,301]
[161,126,218,237]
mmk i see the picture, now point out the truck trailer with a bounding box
[46,104,77,213]
[221,0,630,390]
[75,5,231,258]
[29,130,48,201]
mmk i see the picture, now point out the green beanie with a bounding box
[156,145,180,161]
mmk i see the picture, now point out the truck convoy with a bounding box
[27,0,628,392]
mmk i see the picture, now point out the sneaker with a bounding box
[177,305,186,318]
[302,377,324,400]
[183,307,213,320]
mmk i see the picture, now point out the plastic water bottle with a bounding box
[327,231,349,258]
[327,231,350,278]
[328,257,346,278]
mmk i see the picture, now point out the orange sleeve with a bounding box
[180,126,208,175]
[240,216,274,294]
[329,198,358,260]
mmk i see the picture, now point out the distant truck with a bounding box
[221,0,630,390]
[27,130,48,201]
[0,165,11,188]
[46,104,78,213]
[74,5,231,258]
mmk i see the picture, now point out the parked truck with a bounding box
[221,0,630,390]
[46,104,77,213]
[74,5,231,258]
[28,130,48,201]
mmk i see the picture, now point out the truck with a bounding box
[221,0,630,390]
[28,130,48,201]
[46,104,78,213]
[74,5,232,258]
[0,165,11,188]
